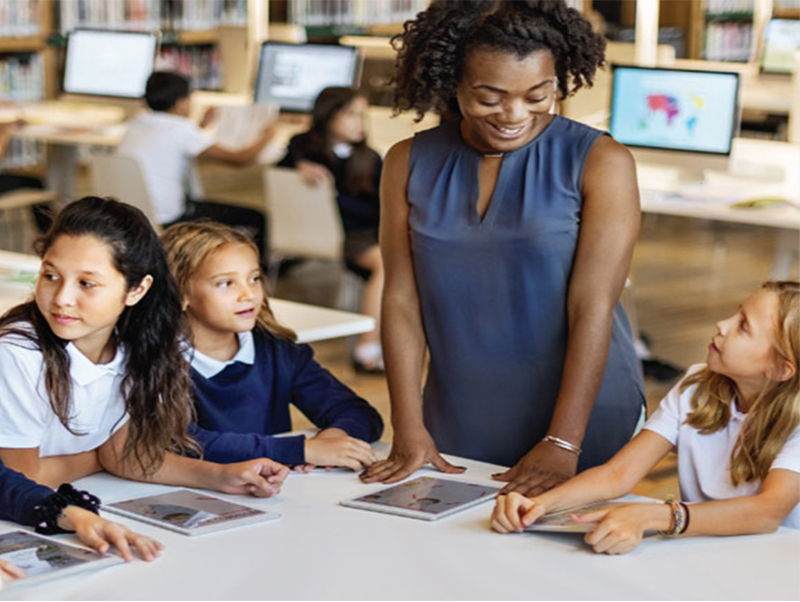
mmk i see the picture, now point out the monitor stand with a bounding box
[631,147,731,189]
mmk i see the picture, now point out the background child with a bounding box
[277,87,385,373]
[117,71,272,259]
[161,221,384,470]
[492,281,799,554]
[0,458,162,578]
[0,197,289,497]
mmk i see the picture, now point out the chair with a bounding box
[88,154,160,229]
[0,188,58,252]
[263,166,363,307]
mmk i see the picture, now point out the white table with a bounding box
[1,447,798,601]
[0,251,373,343]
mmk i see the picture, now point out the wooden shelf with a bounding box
[173,29,218,45]
[773,8,800,18]
[0,36,46,53]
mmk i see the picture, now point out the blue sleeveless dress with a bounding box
[407,116,645,469]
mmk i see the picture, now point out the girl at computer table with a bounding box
[492,281,800,554]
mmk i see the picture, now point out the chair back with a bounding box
[264,167,343,262]
[88,154,159,228]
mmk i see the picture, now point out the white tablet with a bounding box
[341,476,500,521]
[105,489,280,536]
[0,530,123,589]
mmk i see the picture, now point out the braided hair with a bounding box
[392,0,606,119]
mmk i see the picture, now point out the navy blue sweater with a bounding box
[190,331,383,466]
[0,459,53,527]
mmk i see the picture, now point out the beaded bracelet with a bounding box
[659,495,685,537]
[33,484,101,535]
[542,435,582,456]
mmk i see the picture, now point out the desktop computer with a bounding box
[253,42,361,113]
[609,65,740,185]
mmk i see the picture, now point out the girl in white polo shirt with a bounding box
[491,281,799,554]
[0,197,288,498]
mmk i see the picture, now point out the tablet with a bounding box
[105,489,280,536]
[0,530,123,588]
[524,500,636,533]
[341,476,500,521]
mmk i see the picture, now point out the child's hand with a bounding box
[0,558,26,580]
[573,503,661,555]
[296,160,334,187]
[212,458,290,498]
[305,429,377,471]
[491,492,547,533]
[199,107,218,128]
[59,506,163,562]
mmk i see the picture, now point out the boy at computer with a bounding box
[118,71,273,259]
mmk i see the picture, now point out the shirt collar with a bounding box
[189,331,255,379]
[67,343,127,386]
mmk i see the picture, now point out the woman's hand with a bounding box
[296,160,334,187]
[304,428,378,471]
[491,492,547,533]
[0,558,26,580]
[209,458,290,498]
[59,506,163,562]
[360,426,465,484]
[492,440,578,496]
[573,503,664,555]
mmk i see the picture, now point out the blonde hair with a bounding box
[160,221,296,342]
[682,281,799,486]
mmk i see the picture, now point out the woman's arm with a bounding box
[98,425,289,498]
[496,136,641,495]
[0,448,101,489]
[492,430,673,532]
[361,139,464,484]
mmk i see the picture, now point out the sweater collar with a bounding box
[189,331,255,379]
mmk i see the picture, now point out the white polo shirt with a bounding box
[0,330,129,457]
[187,331,255,379]
[117,111,214,224]
[645,364,800,529]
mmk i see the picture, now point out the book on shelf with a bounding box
[289,0,427,26]
[156,45,223,91]
[0,0,42,37]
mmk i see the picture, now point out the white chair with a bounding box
[263,166,363,307]
[88,154,160,229]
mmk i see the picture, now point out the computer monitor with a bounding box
[609,65,740,182]
[761,19,800,75]
[254,42,361,112]
[63,29,159,99]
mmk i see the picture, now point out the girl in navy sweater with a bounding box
[0,459,162,580]
[162,221,384,471]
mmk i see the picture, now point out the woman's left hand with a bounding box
[492,440,578,496]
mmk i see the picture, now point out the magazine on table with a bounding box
[105,489,281,536]
[0,530,123,588]
[341,476,500,521]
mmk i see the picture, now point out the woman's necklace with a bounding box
[484,152,503,158]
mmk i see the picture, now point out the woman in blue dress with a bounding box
[362,0,645,496]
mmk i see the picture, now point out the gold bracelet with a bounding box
[542,435,582,455]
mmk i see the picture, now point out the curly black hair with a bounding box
[392,0,606,119]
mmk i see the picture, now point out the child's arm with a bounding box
[198,124,275,166]
[190,422,307,466]
[0,448,102,489]
[97,425,290,498]
[290,343,384,443]
[492,430,674,532]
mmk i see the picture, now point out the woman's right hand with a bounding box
[296,160,334,187]
[359,426,465,484]
[490,492,547,533]
[0,558,26,580]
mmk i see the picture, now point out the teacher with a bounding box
[362,0,645,496]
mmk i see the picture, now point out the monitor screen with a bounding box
[63,29,158,98]
[254,42,360,112]
[609,66,739,156]
[761,19,800,74]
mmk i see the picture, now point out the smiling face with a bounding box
[707,288,786,405]
[183,242,265,349]
[456,48,558,154]
[35,234,150,363]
